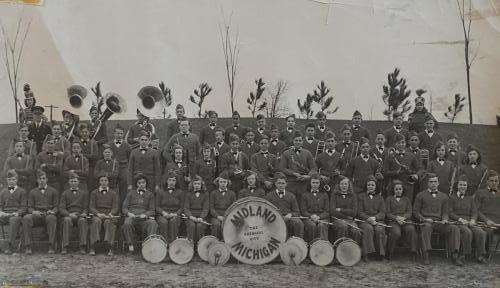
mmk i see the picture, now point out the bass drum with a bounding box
[207,242,231,266]
[142,234,168,264]
[223,196,287,265]
[169,237,194,264]
[197,235,219,262]
[333,237,361,266]
[309,238,334,266]
[280,236,308,265]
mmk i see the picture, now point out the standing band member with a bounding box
[8,124,37,157]
[426,141,454,194]
[475,170,500,257]
[78,123,99,191]
[335,124,357,167]
[128,132,161,193]
[220,134,249,194]
[240,129,260,157]
[351,110,370,142]
[209,172,236,239]
[302,123,319,155]
[313,111,330,141]
[383,112,408,148]
[126,109,156,149]
[279,114,298,147]
[35,135,64,193]
[300,174,329,241]
[408,95,438,134]
[28,106,52,155]
[156,172,184,242]
[107,124,131,203]
[4,141,35,193]
[445,133,466,166]
[330,176,361,242]
[184,176,210,242]
[344,137,383,195]
[162,117,201,166]
[200,110,221,146]
[88,105,108,149]
[254,114,269,143]
[417,115,443,159]
[42,124,71,158]
[19,84,36,125]
[191,144,218,192]
[225,110,247,144]
[0,170,27,254]
[458,144,488,196]
[163,144,190,191]
[268,125,287,158]
[166,104,185,139]
[61,110,80,142]
[250,135,278,192]
[316,131,344,196]
[63,141,90,192]
[94,146,120,193]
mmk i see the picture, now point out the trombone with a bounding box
[314,141,325,160]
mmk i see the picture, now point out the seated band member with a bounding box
[4,140,35,193]
[22,170,58,254]
[449,175,488,264]
[89,173,119,256]
[0,170,27,254]
[330,176,361,242]
[191,144,218,192]
[265,173,304,238]
[458,144,488,196]
[300,174,329,241]
[414,173,460,265]
[122,174,158,253]
[249,135,278,192]
[385,180,417,261]
[156,172,184,243]
[209,172,236,240]
[238,171,266,199]
[59,172,88,255]
[475,170,500,257]
[184,176,210,242]
[357,176,387,262]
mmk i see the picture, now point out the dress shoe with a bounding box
[422,252,430,265]
[4,248,12,255]
[25,247,32,255]
[89,248,95,256]
[128,245,134,253]
[61,248,67,255]
[362,254,369,262]
[48,248,55,254]
[80,247,87,255]
[107,249,114,256]
[477,256,488,264]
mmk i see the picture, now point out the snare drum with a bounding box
[280,236,308,265]
[207,242,231,266]
[333,237,361,266]
[142,234,168,263]
[309,238,334,266]
[169,237,194,264]
[197,235,219,262]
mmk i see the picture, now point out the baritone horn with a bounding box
[90,92,127,139]
[137,86,166,118]
[67,85,88,109]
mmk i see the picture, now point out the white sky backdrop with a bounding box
[0,0,499,124]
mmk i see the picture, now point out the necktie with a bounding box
[16,154,23,158]
[271,139,278,144]
[427,130,434,134]
[295,148,301,154]
[138,189,145,195]
[195,192,200,197]
[183,133,188,138]
[449,149,457,153]
[395,196,401,201]
[71,189,78,194]
[307,137,314,142]
[209,123,216,128]
[40,188,45,194]
[205,160,211,165]
[353,125,359,130]
[327,150,333,154]
[278,192,284,198]
[459,193,465,199]
[431,192,437,197]
[8,187,14,193]
[341,193,346,199]
[101,189,107,194]
[319,126,325,131]
[398,152,405,157]
[168,188,174,193]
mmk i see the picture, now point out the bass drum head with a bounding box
[223,197,287,265]
[280,237,308,265]
[141,234,167,264]
[169,238,194,265]
[309,238,334,266]
[207,242,231,266]
[334,237,361,267]
[197,235,219,262]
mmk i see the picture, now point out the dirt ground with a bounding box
[0,252,499,288]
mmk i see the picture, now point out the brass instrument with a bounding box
[90,93,127,140]
[420,149,430,169]
[317,168,331,192]
[389,148,417,184]
[477,169,488,191]
[349,141,360,163]
[137,86,167,118]
[290,152,309,175]
[449,166,457,195]
[314,141,326,160]
[67,85,88,109]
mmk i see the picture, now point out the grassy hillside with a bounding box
[1,118,499,172]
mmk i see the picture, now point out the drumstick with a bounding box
[180,213,212,226]
[331,216,362,231]
[354,218,392,228]
[289,216,308,220]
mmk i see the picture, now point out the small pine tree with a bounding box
[311,81,338,116]
[297,94,315,119]
[246,78,267,118]
[158,82,173,118]
[90,82,104,117]
[445,94,466,123]
[382,68,412,121]
[189,83,212,118]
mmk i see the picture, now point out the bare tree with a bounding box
[189,83,212,118]
[457,0,478,124]
[1,15,31,124]
[219,19,240,114]
[247,78,267,118]
[266,79,290,118]
[445,93,466,123]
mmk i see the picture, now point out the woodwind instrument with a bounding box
[477,169,488,191]
[354,218,392,228]
[331,216,362,231]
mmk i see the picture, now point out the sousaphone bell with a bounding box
[67,85,88,109]
[137,86,166,118]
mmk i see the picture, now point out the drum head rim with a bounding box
[309,240,334,266]
[142,237,168,264]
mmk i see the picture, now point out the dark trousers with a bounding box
[157,215,181,243]
[61,216,88,247]
[0,216,22,246]
[122,217,158,244]
[117,167,128,205]
[304,219,328,241]
[483,228,499,255]
[22,214,57,246]
[285,218,304,238]
[387,222,418,255]
[210,218,223,240]
[332,218,361,243]
[286,180,307,203]
[457,225,487,255]
[185,219,207,242]
[420,222,460,252]
[359,222,387,256]
[89,216,117,245]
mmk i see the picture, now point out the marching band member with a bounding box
[42,124,71,158]
[122,173,158,253]
[59,172,88,255]
[475,170,500,257]
[63,141,90,191]
[300,174,329,241]
[406,132,427,168]
[209,172,236,239]
[316,131,344,196]
[417,115,443,158]
[166,104,185,139]
[302,123,319,155]
[238,171,266,199]
[89,173,119,256]
[220,134,250,193]
[457,144,488,196]
[279,114,298,147]
[240,129,260,157]
[370,129,388,161]
[94,146,120,194]
[413,173,460,265]
[163,144,190,190]
[250,135,278,192]
[313,111,330,141]
[126,109,155,149]
[78,123,99,191]
[225,110,248,143]
[8,124,37,157]
[128,132,161,193]
[385,180,417,261]
[279,131,316,202]
[19,84,36,125]
[268,125,287,157]
[22,170,58,254]
[199,110,221,145]
[383,134,420,202]
[357,176,387,262]
[445,132,467,166]
[0,170,27,254]
[184,176,210,242]
[254,114,270,143]
[88,105,108,148]
[162,117,201,165]
[344,137,383,195]
[335,124,357,165]
[191,144,218,192]
[408,95,438,133]
[28,106,52,154]
[449,175,488,264]
[351,110,370,142]
[265,173,304,238]
[383,112,408,148]
[35,135,64,193]
[107,124,131,203]
[330,176,361,242]
[3,141,35,193]
[426,141,454,194]
[61,110,80,142]
[156,172,184,242]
